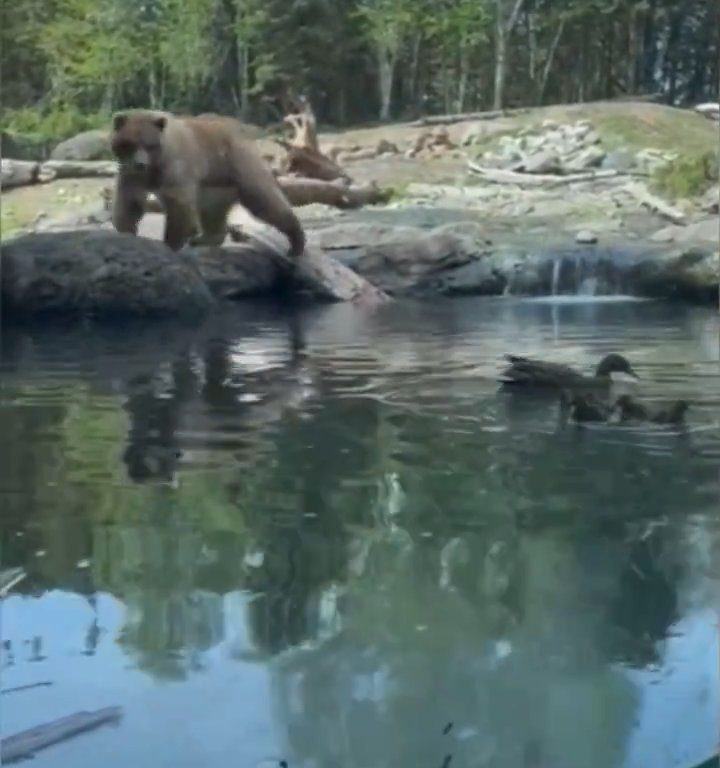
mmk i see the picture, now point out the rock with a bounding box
[566,146,606,171]
[1,231,214,321]
[649,217,719,246]
[635,148,673,174]
[523,150,561,174]
[541,119,559,130]
[50,129,112,161]
[699,185,719,214]
[575,230,598,244]
[602,150,636,172]
[584,130,601,145]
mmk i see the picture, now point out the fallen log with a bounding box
[277,176,391,208]
[1,706,123,764]
[42,159,118,178]
[275,140,350,181]
[410,108,529,127]
[622,181,688,224]
[467,162,624,187]
[133,177,391,213]
[199,237,389,305]
[1,160,56,190]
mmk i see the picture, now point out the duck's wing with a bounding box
[499,355,583,386]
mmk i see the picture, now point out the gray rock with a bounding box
[567,146,606,171]
[650,217,719,246]
[523,150,561,174]
[50,129,111,161]
[2,231,214,320]
[575,230,598,244]
[699,185,719,214]
[602,150,636,172]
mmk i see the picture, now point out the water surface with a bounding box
[1,297,719,768]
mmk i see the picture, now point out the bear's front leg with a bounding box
[161,192,202,251]
[112,176,147,236]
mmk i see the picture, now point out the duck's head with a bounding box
[595,354,639,380]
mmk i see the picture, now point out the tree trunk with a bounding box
[148,66,158,109]
[457,44,469,112]
[538,18,565,104]
[378,51,395,121]
[493,0,507,109]
[408,34,422,110]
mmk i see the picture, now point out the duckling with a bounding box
[499,353,639,392]
[613,394,689,426]
[560,390,614,423]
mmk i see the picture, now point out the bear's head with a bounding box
[110,111,167,176]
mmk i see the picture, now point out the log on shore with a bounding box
[1,160,56,189]
[275,141,350,181]
[197,237,390,305]
[42,159,119,178]
[136,177,391,213]
[622,181,688,224]
[1,707,123,764]
[467,162,624,187]
[409,108,529,127]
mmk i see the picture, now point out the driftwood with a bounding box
[1,706,123,764]
[622,181,688,224]
[128,177,390,214]
[410,107,529,127]
[42,159,118,178]
[276,140,350,181]
[196,237,390,305]
[278,176,391,208]
[283,95,319,152]
[467,161,623,187]
[1,159,116,190]
[1,160,56,189]
[277,96,352,182]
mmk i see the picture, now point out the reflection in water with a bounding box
[0,299,718,768]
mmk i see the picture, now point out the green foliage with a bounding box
[650,152,720,200]
[0,0,718,127]
[2,105,107,143]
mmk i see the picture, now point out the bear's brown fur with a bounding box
[109,110,305,258]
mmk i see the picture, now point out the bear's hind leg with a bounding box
[190,200,232,247]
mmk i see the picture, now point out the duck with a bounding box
[612,394,689,426]
[499,353,639,392]
[560,390,614,423]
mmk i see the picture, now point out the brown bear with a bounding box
[109,109,305,260]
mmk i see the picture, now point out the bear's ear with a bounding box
[153,116,167,132]
[112,112,127,131]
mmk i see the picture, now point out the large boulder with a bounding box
[2,231,214,321]
[50,129,112,161]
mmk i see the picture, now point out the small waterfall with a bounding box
[578,276,599,296]
[550,258,562,296]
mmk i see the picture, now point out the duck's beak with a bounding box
[614,365,639,382]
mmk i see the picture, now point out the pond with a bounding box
[1,296,719,768]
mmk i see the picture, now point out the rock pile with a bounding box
[471,119,678,176]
